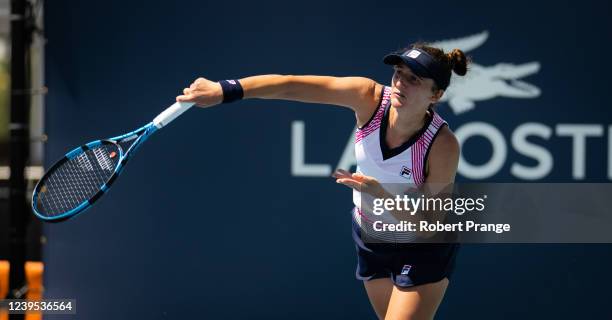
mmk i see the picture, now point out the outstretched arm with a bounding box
[176,75,383,127]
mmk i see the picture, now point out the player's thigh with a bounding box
[384,277,449,320]
[363,278,394,320]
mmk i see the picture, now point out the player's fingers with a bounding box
[176,94,194,102]
[332,169,352,179]
[335,168,352,176]
[352,173,369,182]
[353,173,377,184]
[336,178,361,190]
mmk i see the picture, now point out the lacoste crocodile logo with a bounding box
[432,31,541,114]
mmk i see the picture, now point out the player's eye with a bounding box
[408,75,420,85]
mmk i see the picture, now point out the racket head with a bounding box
[32,140,125,222]
[32,122,157,222]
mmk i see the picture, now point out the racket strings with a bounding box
[35,143,121,216]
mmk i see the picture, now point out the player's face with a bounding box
[390,63,438,110]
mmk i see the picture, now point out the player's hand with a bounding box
[332,169,387,198]
[176,77,223,108]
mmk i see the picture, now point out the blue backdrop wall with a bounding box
[43,1,612,319]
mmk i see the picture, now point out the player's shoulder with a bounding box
[354,81,386,127]
[347,77,384,102]
[430,124,460,159]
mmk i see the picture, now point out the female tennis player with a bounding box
[177,43,468,320]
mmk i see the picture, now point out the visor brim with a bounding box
[383,54,432,79]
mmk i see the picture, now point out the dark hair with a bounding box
[411,43,470,91]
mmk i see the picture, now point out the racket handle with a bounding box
[153,101,195,128]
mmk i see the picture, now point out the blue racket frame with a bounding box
[31,122,158,222]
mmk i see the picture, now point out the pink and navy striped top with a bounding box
[352,86,448,242]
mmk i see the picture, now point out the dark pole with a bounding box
[8,0,31,319]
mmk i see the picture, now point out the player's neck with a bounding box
[387,106,429,141]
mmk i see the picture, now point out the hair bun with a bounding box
[447,49,468,76]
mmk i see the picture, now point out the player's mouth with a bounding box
[392,91,405,99]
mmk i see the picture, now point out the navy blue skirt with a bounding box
[352,218,460,288]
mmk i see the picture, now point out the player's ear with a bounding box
[430,89,444,103]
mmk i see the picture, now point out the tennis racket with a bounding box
[31,101,195,222]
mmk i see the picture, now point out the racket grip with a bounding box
[153,101,195,128]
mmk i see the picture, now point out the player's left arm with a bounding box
[423,125,460,194]
[418,125,460,235]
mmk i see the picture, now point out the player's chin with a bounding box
[390,97,405,108]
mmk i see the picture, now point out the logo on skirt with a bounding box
[401,264,412,275]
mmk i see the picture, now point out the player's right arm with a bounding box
[176,75,383,127]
